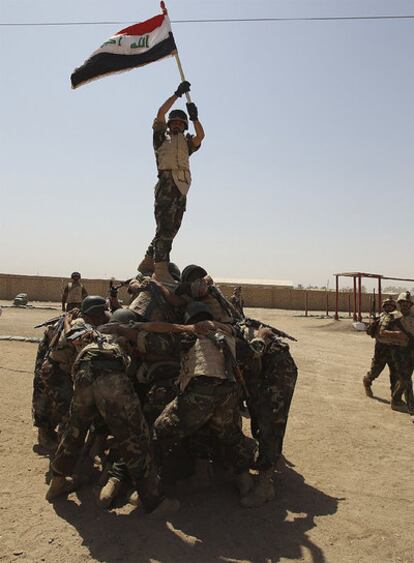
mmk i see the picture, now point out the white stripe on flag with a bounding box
[91,18,172,57]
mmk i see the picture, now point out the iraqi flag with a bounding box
[71,13,176,89]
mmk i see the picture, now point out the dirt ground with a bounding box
[0,304,413,563]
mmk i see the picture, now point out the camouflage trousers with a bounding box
[154,376,252,475]
[246,342,298,470]
[390,347,414,411]
[37,360,73,432]
[32,332,52,429]
[52,362,164,512]
[366,342,398,392]
[109,375,179,482]
[32,369,50,429]
[146,172,187,262]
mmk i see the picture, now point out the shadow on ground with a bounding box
[52,459,341,563]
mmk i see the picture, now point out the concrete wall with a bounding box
[0,273,386,313]
[217,283,382,313]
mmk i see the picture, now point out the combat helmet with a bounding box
[109,308,143,323]
[184,302,214,324]
[397,291,413,304]
[382,297,396,308]
[168,262,181,282]
[181,264,208,284]
[168,109,188,130]
[81,296,107,316]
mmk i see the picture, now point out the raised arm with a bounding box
[186,102,205,148]
[156,81,191,121]
[99,320,197,342]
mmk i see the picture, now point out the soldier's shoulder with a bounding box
[153,117,166,128]
[381,311,401,324]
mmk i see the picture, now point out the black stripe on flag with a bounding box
[71,35,176,89]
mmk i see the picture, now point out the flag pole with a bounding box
[160,1,192,103]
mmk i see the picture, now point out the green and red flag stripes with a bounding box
[71,13,177,89]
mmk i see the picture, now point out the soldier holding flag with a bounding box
[71,3,205,285]
[138,81,205,283]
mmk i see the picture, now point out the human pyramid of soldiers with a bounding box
[32,81,298,517]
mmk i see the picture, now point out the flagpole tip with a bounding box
[160,1,168,15]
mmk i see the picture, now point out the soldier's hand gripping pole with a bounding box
[160,1,193,104]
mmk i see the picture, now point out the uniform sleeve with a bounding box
[186,134,200,156]
[153,118,168,151]
[136,331,148,354]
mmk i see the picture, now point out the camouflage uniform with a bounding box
[365,312,399,392]
[379,312,414,411]
[108,331,181,482]
[145,119,199,263]
[365,342,398,392]
[237,323,298,470]
[38,321,84,431]
[32,327,54,429]
[52,338,164,512]
[134,331,181,425]
[128,279,179,323]
[154,330,253,475]
[250,340,297,469]
[390,346,414,410]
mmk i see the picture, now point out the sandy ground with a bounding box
[0,304,413,563]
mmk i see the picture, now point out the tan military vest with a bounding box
[179,331,235,391]
[156,133,192,195]
[201,294,233,323]
[67,282,83,304]
[378,311,408,346]
[128,290,165,321]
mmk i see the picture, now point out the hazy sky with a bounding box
[1,0,413,287]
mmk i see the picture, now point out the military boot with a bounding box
[390,400,407,413]
[138,255,154,275]
[46,475,78,501]
[98,477,122,509]
[37,427,58,450]
[363,376,373,398]
[240,470,275,508]
[235,471,253,497]
[406,399,414,416]
[154,261,176,285]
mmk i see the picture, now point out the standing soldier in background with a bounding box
[231,286,245,318]
[138,82,205,284]
[363,297,398,399]
[62,272,88,312]
[376,292,414,414]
